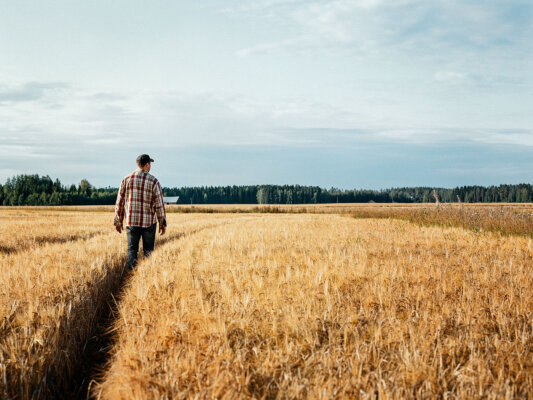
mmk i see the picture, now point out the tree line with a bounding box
[2,174,533,206]
[166,184,533,204]
[0,175,116,206]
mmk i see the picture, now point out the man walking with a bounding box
[114,154,167,269]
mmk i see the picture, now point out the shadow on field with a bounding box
[65,262,132,400]
[2,254,130,400]
[63,221,234,400]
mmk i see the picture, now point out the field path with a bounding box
[70,215,257,399]
[0,212,255,399]
[1,210,532,399]
[94,214,533,399]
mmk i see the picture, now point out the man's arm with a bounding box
[114,178,127,232]
[153,179,167,235]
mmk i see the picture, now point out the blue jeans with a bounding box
[126,223,156,269]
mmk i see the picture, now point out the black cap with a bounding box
[136,154,154,166]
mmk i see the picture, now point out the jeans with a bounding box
[126,223,157,269]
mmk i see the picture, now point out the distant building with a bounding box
[163,196,180,204]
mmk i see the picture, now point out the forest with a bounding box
[2,174,533,206]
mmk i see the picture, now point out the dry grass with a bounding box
[350,203,533,237]
[0,210,237,398]
[94,214,533,399]
[5,203,533,238]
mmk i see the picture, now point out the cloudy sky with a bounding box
[1,0,532,189]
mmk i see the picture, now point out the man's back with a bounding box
[114,154,166,270]
[114,169,166,228]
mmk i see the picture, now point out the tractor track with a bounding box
[63,220,237,399]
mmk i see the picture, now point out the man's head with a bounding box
[136,154,154,171]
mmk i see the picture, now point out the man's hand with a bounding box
[159,224,166,236]
[115,225,122,233]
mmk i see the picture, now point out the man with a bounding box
[114,154,167,269]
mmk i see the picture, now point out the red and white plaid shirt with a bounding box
[114,169,167,228]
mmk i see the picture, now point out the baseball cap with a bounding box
[136,154,154,166]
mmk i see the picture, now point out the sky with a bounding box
[1,0,532,189]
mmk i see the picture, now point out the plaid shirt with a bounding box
[114,169,167,228]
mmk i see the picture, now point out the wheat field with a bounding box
[0,207,532,399]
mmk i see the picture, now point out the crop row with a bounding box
[0,212,241,398]
[94,215,533,399]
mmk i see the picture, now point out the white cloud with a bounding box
[1,80,532,162]
[234,0,532,57]
[0,81,69,103]
[1,80,532,187]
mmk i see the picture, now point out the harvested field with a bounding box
[0,207,532,399]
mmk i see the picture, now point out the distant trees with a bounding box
[79,179,92,196]
[256,188,267,204]
[164,184,533,205]
[1,175,116,206]
[2,174,533,206]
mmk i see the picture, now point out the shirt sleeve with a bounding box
[153,179,167,226]
[114,177,126,226]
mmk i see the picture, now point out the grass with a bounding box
[350,203,533,237]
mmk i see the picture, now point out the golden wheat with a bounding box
[1,207,532,398]
[0,210,110,254]
[21,203,531,237]
[94,214,533,399]
[0,210,239,398]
